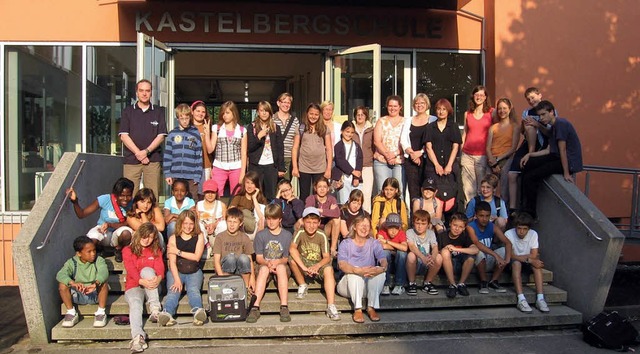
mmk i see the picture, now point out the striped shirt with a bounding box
[163,125,203,183]
[274,113,300,160]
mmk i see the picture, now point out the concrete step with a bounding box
[51,305,582,341]
[65,284,566,316]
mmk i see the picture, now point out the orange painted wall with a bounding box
[1,223,22,286]
[491,0,640,218]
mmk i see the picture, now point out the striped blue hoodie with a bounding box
[163,125,203,183]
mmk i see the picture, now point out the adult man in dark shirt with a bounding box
[119,79,167,196]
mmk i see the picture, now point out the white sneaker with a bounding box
[157,311,177,327]
[536,298,550,313]
[193,308,207,326]
[391,285,405,296]
[326,304,341,321]
[381,285,391,295]
[296,284,308,299]
[93,313,107,328]
[517,299,533,313]
[62,312,79,328]
[129,335,148,353]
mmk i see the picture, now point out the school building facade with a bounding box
[0,0,638,285]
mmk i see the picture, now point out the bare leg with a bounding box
[289,259,306,286]
[459,257,475,284]
[253,265,270,307]
[512,261,524,294]
[425,254,443,283]
[440,249,456,285]
[59,283,74,310]
[406,252,417,283]
[97,283,109,308]
[323,266,336,305]
[275,264,289,306]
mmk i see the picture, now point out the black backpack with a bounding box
[582,311,639,351]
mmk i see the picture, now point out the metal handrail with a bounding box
[37,160,86,250]
[582,165,640,239]
[543,179,603,241]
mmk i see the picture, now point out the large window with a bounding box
[86,46,136,155]
[416,52,481,125]
[4,46,82,211]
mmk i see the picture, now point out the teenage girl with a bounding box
[291,103,333,201]
[247,101,285,201]
[304,176,341,257]
[191,100,214,199]
[272,179,305,234]
[229,170,268,236]
[208,101,247,197]
[461,85,494,205]
[371,177,408,236]
[332,120,363,204]
[125,188,166,250]
[158,210,207,327]
[412,179,445,233]
[122,222,164,353]
[339,189,370,238]
[197,179,227,258]
[486,97,520,205]
[353,106,375,213]
[163,179,196,240]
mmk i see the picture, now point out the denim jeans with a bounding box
[166,221,177,241]
[221,253,252,274]
[373,160,404,196]
[124,267,161,340]
[163,269,204,316]
[384,250,408,286]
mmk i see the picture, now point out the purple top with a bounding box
[337,237,386,268]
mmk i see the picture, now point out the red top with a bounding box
[122,246,165,291]
[462,109,493,155]
[377,228,408,243]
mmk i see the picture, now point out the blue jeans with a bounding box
[163,269,204,316]
[221,253,252,274]
[384,250,407,287]
[166,221,177,240]
[373,160,404,196]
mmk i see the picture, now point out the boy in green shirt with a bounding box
[56,236,109,328]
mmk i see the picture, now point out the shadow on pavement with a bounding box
[0,287,27,352]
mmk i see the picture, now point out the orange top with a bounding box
[489,122,515,157]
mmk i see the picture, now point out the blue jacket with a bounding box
[163,125,203,183]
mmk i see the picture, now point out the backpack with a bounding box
[468,195,502,215]
[71,257,97,281]
[434,174,457,212]
[582,311,640,351]
[377,197,403,221]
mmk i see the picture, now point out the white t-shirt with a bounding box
[406,228,437,256]
[505,228,539,256]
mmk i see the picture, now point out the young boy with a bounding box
[465,174,508,230]
[212,207,255,292]
[505,212,549,313]
[521,100,583,218]
[437,212,478,298]
[163,103,203,201]
[376,213,408,296]
[467,201,512,294]
[247,204,293,323]
[56,236,110,328]
[289,207,340,321]
[522,87,550,153]
[406,210,443,296]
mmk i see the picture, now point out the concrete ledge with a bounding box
[65,284,566,315]
[51,305,582,341]
[537,175,624,320]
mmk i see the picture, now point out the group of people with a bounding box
[55,79,583,353]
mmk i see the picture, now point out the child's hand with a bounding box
[99,223,109,234]
[435,165,445,175]
[170,278,183,293]
[330,247,338,258]
[167,243,179,255]
[66,188,77,202]
[292,167,300,178]
[531,258,544,269]
[83,282,97,294]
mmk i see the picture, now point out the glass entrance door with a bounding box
[381,53,412,118]
[325,44,381,123]
[136,32,174,127]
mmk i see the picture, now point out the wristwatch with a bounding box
[178,250,182,257]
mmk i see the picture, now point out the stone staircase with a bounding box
[51,256,582,342]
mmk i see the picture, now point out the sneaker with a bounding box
[296,284,308,299]
[279,306,291,322]
[446,284,457,298]
[115,248,123,263]
[517,299,533,313]
[129,335,148,353]
[488,280,507,293]
[422,282,439,295]
[157,312,177,327]
[62,312,79,328]
[381,285,391,296]
[326,304,341,321]
[246,307,260,323]
[407,283,418,296]
[391,285,405,296]
[479,281,489,294]
[93,313,107,328]
[149,309,160,323]
[457,283,470,296]
[193,308,207,326]
[536,298,550,313]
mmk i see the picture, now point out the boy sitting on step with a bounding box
[437,212,478,299]
[467,201,512,294]
[212,207,256,292]
[505,212,549,313]
[247,204,294,323]
[406,210,443,296]
[376,213,408,296]
[56,236,109,328]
